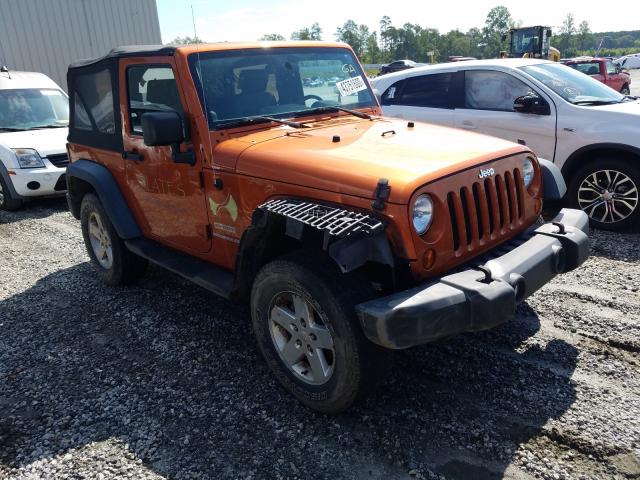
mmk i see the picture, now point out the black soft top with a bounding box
[68,45,176,69]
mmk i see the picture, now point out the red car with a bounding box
[563,57,631,94]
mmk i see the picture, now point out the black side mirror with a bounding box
[141,111,195,165]
[141,111,184,146]
[513,94,550,115]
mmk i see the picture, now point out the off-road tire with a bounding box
[568,159,640,231]
[251,250,392,414]
[0,175,23,211]
[80,193,148,285]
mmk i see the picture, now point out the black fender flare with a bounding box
[538,158,566,200]
[66,159,141,239]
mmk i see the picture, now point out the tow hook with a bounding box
[475,265,493,284]
[552,221,566,234]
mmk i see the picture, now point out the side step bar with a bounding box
[125,238,234,299]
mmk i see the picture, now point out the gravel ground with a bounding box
[1,198,639,480]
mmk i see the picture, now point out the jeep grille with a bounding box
[447,168,526,252]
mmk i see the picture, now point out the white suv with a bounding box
[0,70,69,210]
[372,59,640,230]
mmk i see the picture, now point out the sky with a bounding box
[157,0,640,44]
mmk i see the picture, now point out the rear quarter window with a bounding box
[382,73,451,108]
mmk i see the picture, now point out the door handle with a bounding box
[123,151,143,161]
[461,120,477,129]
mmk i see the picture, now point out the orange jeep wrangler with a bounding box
[65,42,589,413]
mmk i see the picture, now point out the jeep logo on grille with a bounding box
[478,168,495,179]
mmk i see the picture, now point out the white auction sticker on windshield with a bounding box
[336,76,367,97]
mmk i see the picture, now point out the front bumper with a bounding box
[356,209,589,349]
[10,166,66,197]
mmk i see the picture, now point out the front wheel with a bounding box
[251,251,391,414]
[620,84,630,95]
[80,193,148,285]
[568,159,640,230]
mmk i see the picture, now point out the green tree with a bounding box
[482,6,513,57]
[291,22,322,41]
[335,20,370,58]
[170,36,203,45]
[484,5,513,37]
[363,32,381,63]
[558,13,577,56]
[576,21,592,51]
[259,34,286,41]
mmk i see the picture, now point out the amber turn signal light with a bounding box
[423,249,436,270]
[534,198,542,214]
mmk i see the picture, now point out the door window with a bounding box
[126,65,184,134]
[464,70,535,111]
[605,61,617,75]
[393,73,451,108]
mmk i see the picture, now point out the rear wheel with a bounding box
[568,159,640,230]
[0,175,23,211]
[80,193,148,285]
[251,251,391,414]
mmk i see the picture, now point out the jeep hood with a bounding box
[225,118,528,204]
[0,127,69,157]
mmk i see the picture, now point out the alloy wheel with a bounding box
[88,212,113,269]
[577,169,639,224]
[268,291,335,385]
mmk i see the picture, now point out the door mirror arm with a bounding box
[171,143,196,165]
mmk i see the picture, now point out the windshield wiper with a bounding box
[215,115,309,129]
[298,105,373,119]
[26,124,68,130]
[0,127,28,132]
[622,95,638,101]
[572,100,620,106]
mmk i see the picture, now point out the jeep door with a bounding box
[379,72,455,126]
[452,69,557,161]
[119,58,211,254]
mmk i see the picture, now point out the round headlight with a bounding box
[523,158,535,187]
[412,194,433,235]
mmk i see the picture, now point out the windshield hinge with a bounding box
[372,178,391,211]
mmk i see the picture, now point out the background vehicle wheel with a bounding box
[620,84,630,95]
[80,193,148,285]
[251,251,392,414]
[568,159,640,230]
[0,175,23,211]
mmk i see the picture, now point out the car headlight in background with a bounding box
[412,194,434,235]
[13,149,45,169]
[523,158,535,187]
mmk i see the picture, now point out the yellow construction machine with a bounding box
[506,26,560,61]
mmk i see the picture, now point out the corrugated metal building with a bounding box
[0,0,161,90]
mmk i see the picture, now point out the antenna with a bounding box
[191,4,216,176]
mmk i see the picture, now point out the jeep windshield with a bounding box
[0,89,69,130]
[521,63,625,105]
[188,47,377,129]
